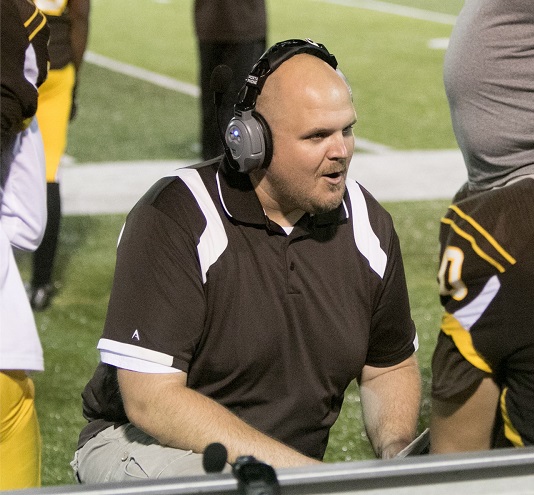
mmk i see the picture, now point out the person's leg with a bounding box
[219,40,266,134]
[0,371,41,489]
[30,182,61,309]
[36,64,75,184]
[197,40,266,161]
[31,64,75,309]
[198,41,225,161]
[73,423,230,483]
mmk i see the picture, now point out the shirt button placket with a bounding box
[286,240,299,294]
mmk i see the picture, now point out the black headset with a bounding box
[225,39,338,174]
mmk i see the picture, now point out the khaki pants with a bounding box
[72,423,230,483]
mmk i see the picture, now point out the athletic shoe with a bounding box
[30,283,56,311]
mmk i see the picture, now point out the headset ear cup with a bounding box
[252,111,273,169]
[225,110,269,173]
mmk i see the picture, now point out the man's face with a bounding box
[253,58,357,219]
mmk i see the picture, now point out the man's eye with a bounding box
[342,125,354,136]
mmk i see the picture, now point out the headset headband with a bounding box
[236,38,338,112]
[225,39,339,173]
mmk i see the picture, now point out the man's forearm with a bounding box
[117,369,320,468]
[360,356,421,459]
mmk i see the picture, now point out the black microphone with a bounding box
[203,442,228,474]
[203,440,281,495]
[232,455,281,495]
[210,64,238,169]
[211,64,233,106]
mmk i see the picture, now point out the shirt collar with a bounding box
[216,158,266,225]
[216,157,349,228]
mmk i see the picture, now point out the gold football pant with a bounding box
[0,370,41,489]
[36,63,75,183]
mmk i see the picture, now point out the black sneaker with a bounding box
[30,283,56,311]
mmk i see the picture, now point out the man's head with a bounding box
[248,47,356,225]
[225,39,340,174]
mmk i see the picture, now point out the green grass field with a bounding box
[69,0,461,162]
[22,0,464,486]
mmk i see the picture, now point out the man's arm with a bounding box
[117,368,321,468]
[359,355,421,459]
[430,377,500,453]
[1,0,48,147]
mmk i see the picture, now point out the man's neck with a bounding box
[250,173,305,227]
[262,206,305,227]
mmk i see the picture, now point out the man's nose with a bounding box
[327,133,350,160]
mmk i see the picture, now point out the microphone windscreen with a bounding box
[203,442,228,473]
[210,65,234,95]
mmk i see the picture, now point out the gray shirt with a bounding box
[444,0,534,191]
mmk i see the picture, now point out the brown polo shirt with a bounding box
[80,157,416,459]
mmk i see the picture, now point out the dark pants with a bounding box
[198,40,266,161]
[32,181,61,287]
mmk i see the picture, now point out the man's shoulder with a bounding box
[346,179,390,210]
[449,178,534,228]
[345,178,394,228]
[129,159,221,222]
[442,178,534,263]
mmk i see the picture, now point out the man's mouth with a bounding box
[321,170,345,186]
[324,171,342,179]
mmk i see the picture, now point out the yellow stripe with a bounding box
[441,217,506,273]
[28,15,47,42]
[449,205,516,265]
[500,387,524,447]
[24,7,39,28]
[21,116,33,130]
[441,312,492,373]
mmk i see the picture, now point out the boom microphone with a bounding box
[210,64,239,169]
[210,64,233,106]
[203,442,228,473]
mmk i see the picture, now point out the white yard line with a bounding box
[428,38,450,50]
[315,0,457,25]
[61,150,466,215]
[84,51,200,97]
[84,52,394,154]
[355,138,392,155]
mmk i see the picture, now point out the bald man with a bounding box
[73,40,421,483]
